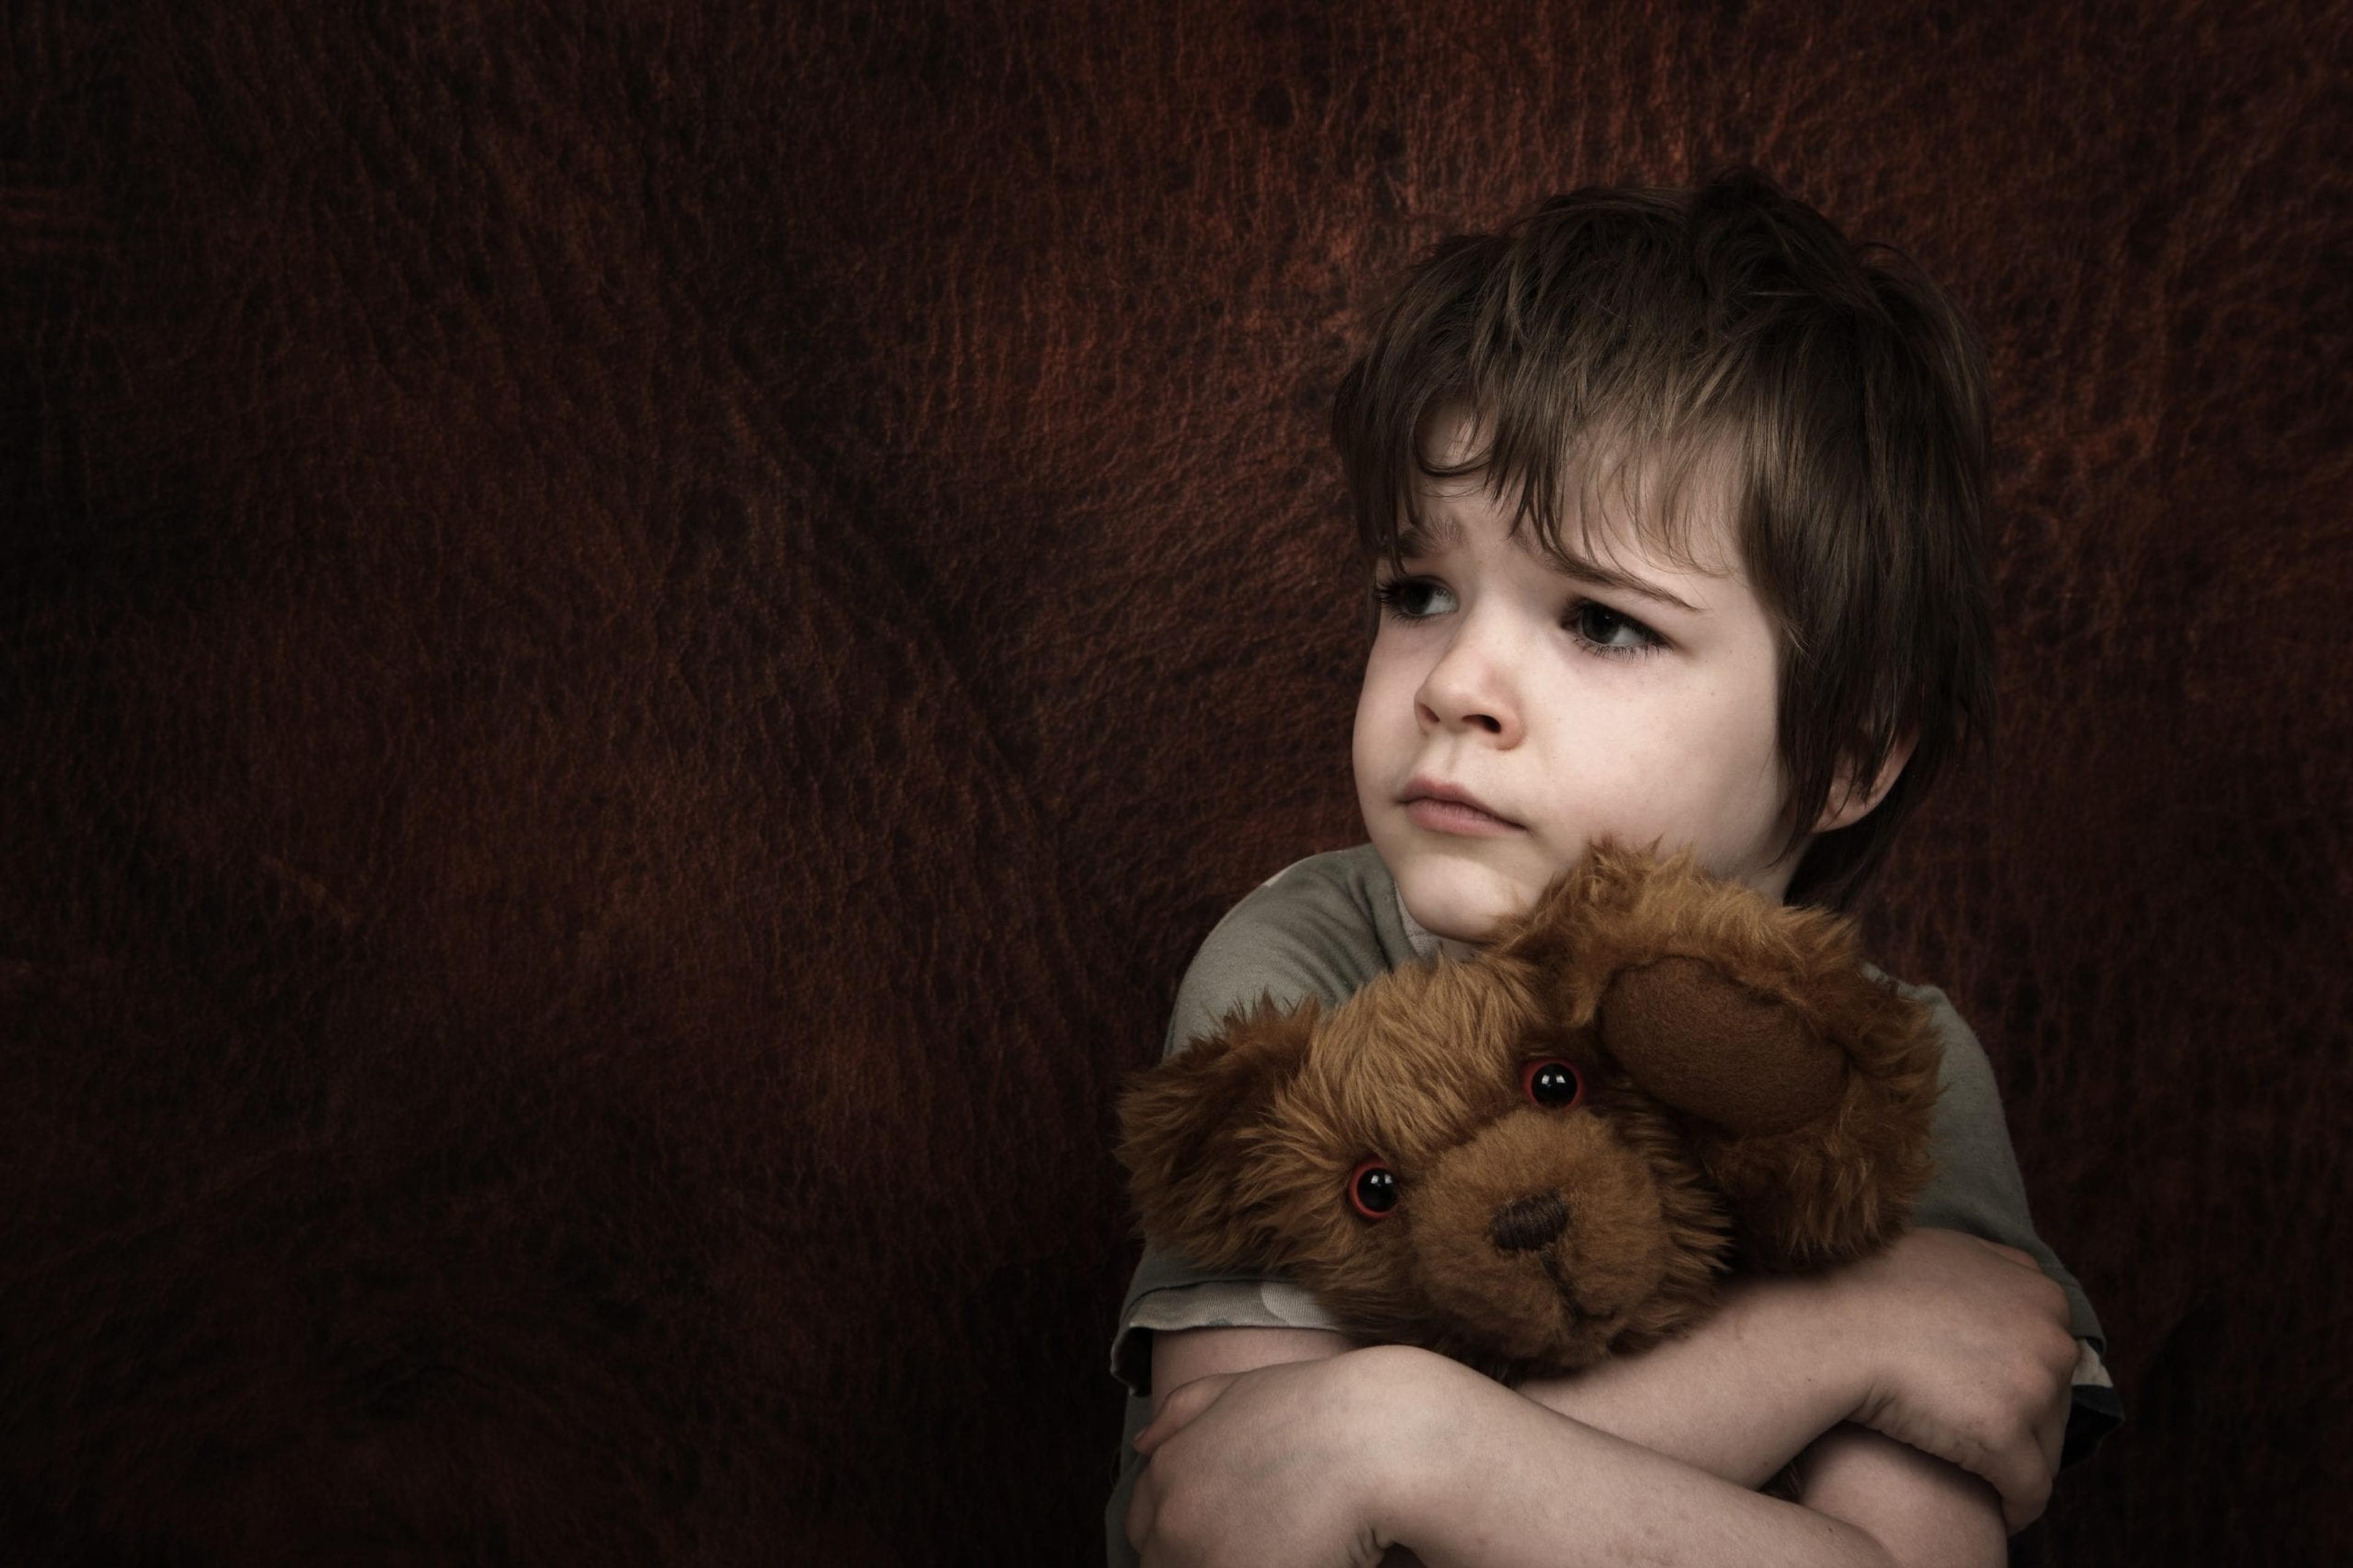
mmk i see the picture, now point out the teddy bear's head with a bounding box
[1120,847,1942,1382]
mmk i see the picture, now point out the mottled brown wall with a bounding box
[4,2,2347,1563]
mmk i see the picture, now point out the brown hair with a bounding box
[1330,169,1995,910]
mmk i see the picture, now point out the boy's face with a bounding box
[1354,425,1801,951]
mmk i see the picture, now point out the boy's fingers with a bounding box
[1123,1466,1158,1553]
[2044,1393,2067,1462]
[1999,1464,2054,1534]
[1135,1373,1236,1456]
[2035,1389,2070,1488]
[1990,1401,2067,1532]
[1977,1238,2040,1272]
[1974,1433,2047,1534]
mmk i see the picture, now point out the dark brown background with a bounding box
[4,2,2347,1563]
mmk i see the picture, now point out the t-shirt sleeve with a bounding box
[1111,855,1396,1398]
[1904,982,2123,1466]
[1154,863,1392,1065]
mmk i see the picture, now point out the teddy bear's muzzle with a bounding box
[1403,1110,1681,1373]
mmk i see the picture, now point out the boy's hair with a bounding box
[1331,168,1995,911]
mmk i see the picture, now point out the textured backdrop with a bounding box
[4,2,2348,1563]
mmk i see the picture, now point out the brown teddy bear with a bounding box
[1120,846,1944,1384]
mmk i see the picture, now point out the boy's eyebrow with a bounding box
[1547,547,1703,615]
[1396,513,1703,615]
[1395,513,1464,555]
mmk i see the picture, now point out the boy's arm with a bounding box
[1794,1426,2009,1568]
[1134,1346,1950,1568]
[1131,1229,2072,1567]
[1511,1229,2073,1523]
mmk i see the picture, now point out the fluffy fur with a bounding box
[1120,846,1943,1384]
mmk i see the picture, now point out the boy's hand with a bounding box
[1128,1349,1423,1568]
[1839,1229,2078,1531]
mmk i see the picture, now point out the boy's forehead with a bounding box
[1408,407,1746,579]
[1400,472,1740,596]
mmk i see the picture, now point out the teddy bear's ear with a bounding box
[1493,843,1942,1268]
[1487,841,1689,1026]
[1117,995,1320,1271]
[1598,958,1850,1136]
[1601,955,1943,1268]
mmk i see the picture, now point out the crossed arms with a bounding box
[1125,1229,2078,1568]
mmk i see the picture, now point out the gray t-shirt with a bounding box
[1105,844,2118,1565]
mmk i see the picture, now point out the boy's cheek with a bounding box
[1349,703,1409,819]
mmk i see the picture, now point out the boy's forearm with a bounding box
[1408,1295,2007,1568]
[1136,1343,1906,1568]
[1510,1273,1858,1487]
[1796,1426,2007,1568]
[1513,1229,2075,1532]
[1379,1350,1901,1568]
[1140,1233,2061,1561]
[1148,1276,1856,1490]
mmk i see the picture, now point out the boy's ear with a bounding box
[1117,997,1320,1269]
[1811,730,1919,835]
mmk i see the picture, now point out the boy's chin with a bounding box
[1388,854,1539,950]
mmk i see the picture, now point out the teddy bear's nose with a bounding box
[1489,1191,1568,1252]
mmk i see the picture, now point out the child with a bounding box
[1108,171,2118,1567]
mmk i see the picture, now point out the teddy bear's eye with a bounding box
[1347,1158,1400,1219]
[1522,1059,1585,1109]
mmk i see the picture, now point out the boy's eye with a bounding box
[1567,600,1662,654]
[1371,577,1455,621]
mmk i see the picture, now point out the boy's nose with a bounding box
[1412,692,1506,734]
[1416,642,1521,742]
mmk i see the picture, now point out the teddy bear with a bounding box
[1119,844,1944,1384]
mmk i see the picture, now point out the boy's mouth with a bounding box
[1401,777,1523,833]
